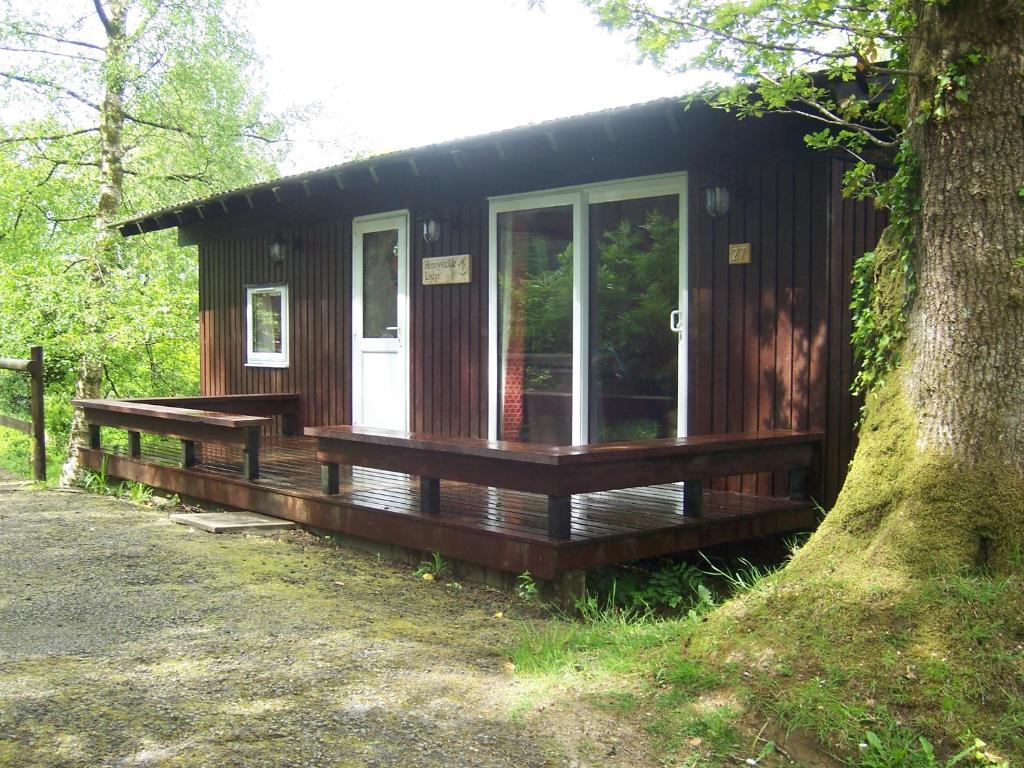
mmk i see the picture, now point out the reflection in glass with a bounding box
[497,205,573,444]
[252,291,283,353]
[363,229,399,338]
[589,195,679,442]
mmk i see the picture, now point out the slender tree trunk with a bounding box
[60,0,131,486]
[792,0,1024,575]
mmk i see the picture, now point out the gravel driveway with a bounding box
[0,483,655,768]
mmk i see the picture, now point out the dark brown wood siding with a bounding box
[198,150,883,509]
[687,156,885,505]
[200,220,351,430]
[410,199,489,437]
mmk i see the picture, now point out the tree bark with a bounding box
[904,0,1024,471]
[60,0,131,485]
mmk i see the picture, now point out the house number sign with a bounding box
[422,254,472,285]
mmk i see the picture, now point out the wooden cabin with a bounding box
[77,96,884,591]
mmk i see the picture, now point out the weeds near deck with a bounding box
[414,551,447,580]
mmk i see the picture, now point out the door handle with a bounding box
[386,325,401,341]
[669,310,683,333]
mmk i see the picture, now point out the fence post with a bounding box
[29,346,45,482]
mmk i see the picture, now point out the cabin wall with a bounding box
[200,220,352,429]
[687,156,885,503]
[198,152,883,508]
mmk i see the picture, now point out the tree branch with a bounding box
[1,127,99,145]
[0,44,101,62]
[19,30,104,52]
[0,71,100,111]
[93,0,113,36]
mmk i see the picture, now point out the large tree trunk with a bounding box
[60,0,130,486]
[792,0,1024,575]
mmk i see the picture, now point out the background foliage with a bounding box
[0,0,285,474]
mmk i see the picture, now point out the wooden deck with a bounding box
[80,435,817,581]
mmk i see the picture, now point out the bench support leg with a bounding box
[181,440,196,468]
[87,424,101,450]
[242,427,260,481]
[683,480,703,517]
[127,431,141,458]
[421,477,440,514]
[548,495,572,539]
[321,462,340,495]
[789,467,809,501]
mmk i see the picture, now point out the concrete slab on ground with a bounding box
[168,510,296,534]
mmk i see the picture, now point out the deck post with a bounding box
[181,439,196,468]
[683,480,703,516]
[547,495,572,539]
[321,462,339,495]
[242,426,260,481]
[420,477,440,514]
[127,431,141,458]
[87,423,101,450]
[788,467,809,501]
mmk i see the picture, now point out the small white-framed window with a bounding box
[246,284,289,367]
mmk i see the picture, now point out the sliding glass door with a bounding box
[489,174,687,446]
[588,194,680,442]
[496,205,574,444]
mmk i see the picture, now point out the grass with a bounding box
[508,545,1023,768]
[0,426,63,484]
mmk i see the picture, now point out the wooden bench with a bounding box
[126,393,301,435]
[74,399,273,480]
[306,426,822,539]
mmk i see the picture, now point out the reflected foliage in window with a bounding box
[251,291,283,354]
[589,195,679,442]
[363,229,399,338]
[497,206,573,444]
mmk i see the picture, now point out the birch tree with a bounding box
[0,0,283,482]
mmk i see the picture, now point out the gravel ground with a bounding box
[0,482,657,768]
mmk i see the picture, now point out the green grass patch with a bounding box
[508,531,1023,767]
[0,425,62,484]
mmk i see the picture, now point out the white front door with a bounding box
[352,211,409,430]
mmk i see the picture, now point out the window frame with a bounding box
[245,283,290,368]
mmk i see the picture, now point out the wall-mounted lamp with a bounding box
[267,222,294,264]
[421,217,442,245]
[703,186,731,219]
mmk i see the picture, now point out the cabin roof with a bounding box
[114,94,711,238]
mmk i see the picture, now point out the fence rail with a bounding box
[0,346,46,482]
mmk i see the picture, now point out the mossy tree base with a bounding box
[800,377,1024,581]
[687,378,1024,762]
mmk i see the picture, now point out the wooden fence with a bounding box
[0,346,46,482]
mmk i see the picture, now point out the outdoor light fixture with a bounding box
[422,217,442,245]
[267,222,294,264]
[704,186,731,218]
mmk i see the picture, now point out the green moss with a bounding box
[794,375,1024,580]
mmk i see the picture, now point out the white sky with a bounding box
[247,0,707,174]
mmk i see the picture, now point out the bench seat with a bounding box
[306,425,821,539]
[73,399,273,480]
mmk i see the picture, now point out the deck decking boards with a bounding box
[92,435,816,579]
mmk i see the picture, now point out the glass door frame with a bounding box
[487,172,689,444]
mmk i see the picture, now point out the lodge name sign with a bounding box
[422,254,472,285]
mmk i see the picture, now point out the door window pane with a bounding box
[588,195,679,442]
[363,229,399,338]
[497,205,573,444]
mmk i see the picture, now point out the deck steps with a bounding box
[169,510,296,534]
